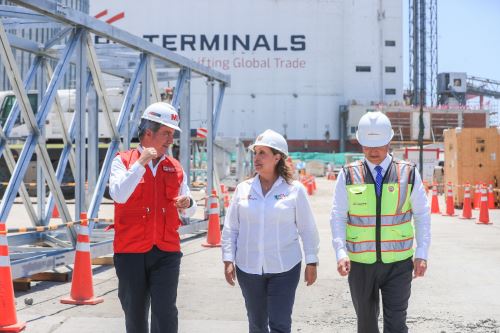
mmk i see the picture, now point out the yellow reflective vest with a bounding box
[344,159,416,264]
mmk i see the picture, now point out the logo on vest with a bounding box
[388,185,395,192]
[163,166,176,172]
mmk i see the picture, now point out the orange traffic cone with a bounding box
[60,213,104,305]
[442,182,456,216]
[0,224,26,332]
[430,183,441,214]
[52,205,60,218]
[477,184,492,225]
[220,184,230,210]
[312,177,317,191]
[306,180,314,196]
[474,184,481,210]
[488,183,496,209]
[202,190,221,247]
[460,183,473,220]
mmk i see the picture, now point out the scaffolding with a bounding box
[0,0,230,279]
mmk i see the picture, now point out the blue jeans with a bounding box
[236,262,301,333]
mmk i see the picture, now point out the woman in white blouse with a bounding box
[221,129,320,333]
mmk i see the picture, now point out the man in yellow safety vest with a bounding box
[329,111,431,333]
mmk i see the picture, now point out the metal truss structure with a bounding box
[409,0,438,106]
[0,0,229,279]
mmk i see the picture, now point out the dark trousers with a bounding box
[236,263,301,333]
[114,246,182,333]
[348,258,413,333]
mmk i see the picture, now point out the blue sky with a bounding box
[403,0,500,88]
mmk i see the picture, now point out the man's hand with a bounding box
[304,264,317,286]
[337,257,351,277]
[138,147,158,166]
[224,261,236,286]
[413,258,427,278]
[174,196,191,209]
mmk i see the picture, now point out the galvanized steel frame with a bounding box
[0,1,229,278]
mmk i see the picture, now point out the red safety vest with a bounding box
[113,149,184,253]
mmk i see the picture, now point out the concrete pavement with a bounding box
[7,177,500,332]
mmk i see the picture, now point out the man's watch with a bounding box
[306,262,318,267]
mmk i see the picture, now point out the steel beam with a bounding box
[213,83,226,141]
[10,0,230,85]
[0,57,40,160]
[85,34,120,142]
[179,68,191,180]
[0,27,83,225]
[75,29,88,218]
[0,126,37,224]
[0,5,54,21]
[171,68,188,109]
[206,79,215,197]
[87,54,147,219]
[149,59,161,103]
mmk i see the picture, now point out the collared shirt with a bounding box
[222,175,320,274]
[109,145,197,217]
[329,154,431,262]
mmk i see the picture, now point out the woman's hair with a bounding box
[270,147,294,184]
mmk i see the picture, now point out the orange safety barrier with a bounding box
[220,184,230,210]
[202,190,221,248]
[0,224,26,332]
[430,183,441,214]
[52,205,60,219]
[460,183,473,220]
[306,179,314,196]
[474,184,481,210]
[442,182,456,217]
[488,183,496,209]
[60,213,104,305]
[477,185,492,225]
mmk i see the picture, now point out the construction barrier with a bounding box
[60,213,104,305]
[474,184,481,210]
[0,224,26,332]
[202,190,221,248]
[430,183,441,214]
[6,218,114,234]
[52,205,60,218]
[477,185,492,225]
[220,184,230,210]
[460,183,474,220]
[488,183,496,209]
[442,182,456,217]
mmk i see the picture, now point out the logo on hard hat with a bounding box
[149,111,162,118]
[388,186,395,192]
[257,135,263,141]
[171,114,178,121]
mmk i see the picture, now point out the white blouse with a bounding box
[222,175,320,274]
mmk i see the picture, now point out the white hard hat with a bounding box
[356,111,394,147]
[141,102,181,132]
[249,129,288,157]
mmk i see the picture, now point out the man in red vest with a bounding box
[109,102,197,333]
